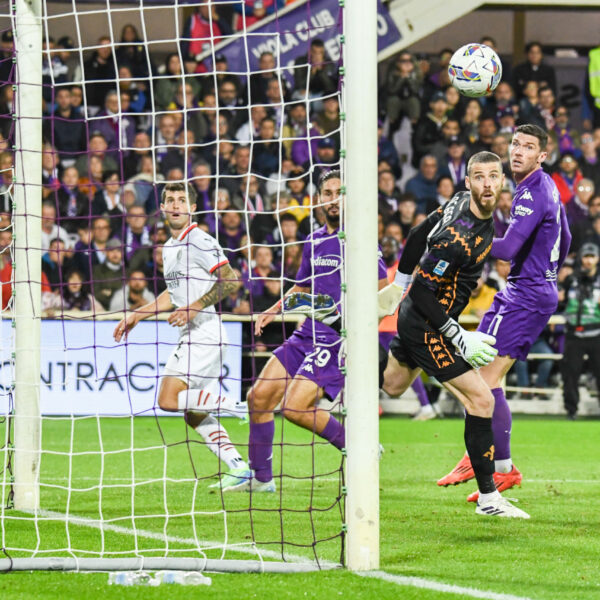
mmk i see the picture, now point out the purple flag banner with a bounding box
[206,0,401,79]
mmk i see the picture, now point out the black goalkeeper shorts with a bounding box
[389,316,471,383]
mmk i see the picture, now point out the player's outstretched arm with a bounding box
[168,262,241,327]
[113,290,174,342]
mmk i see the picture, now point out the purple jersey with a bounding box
[295,225,387,336]
[495,169,563,313]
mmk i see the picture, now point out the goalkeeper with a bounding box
[382,151,529,519]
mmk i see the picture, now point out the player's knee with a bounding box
[281,402,304,425]
[382,368,409,397]
[157,394,176,411]
[247,382,274,413]
[470,390,494,417]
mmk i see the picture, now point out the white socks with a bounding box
[194,415,247,471]
[478,490,501,505]
[177,389,241,416]
[494,459,513,474]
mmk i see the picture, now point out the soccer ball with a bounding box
[448,43,502,98]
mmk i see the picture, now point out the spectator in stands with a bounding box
[75,132,118,179]
[71,215,111,278]
[569,195,600,256]
[542,131,560,173]
[61,269,103,312]
[395,193,417,239]
[496,107,516,135]
[310,137,338,187]
[487,258,511,292]
[166,81,209,143]
[42,142,61,200]
[444,86,462,121]
[437,135,467,192]
[91,170,124,233]
[493,188,513,238]
[405,154,438,213]
[490,133,514,186]
[461,98,482,144]
[42,37,69,105]
[160,129,198,178]
[554,105,580,157]
[233,174,266,215]
[137,244,166,297]
[180,5,231,63]
[412,90,447,166]
[286,168,311,230]
[116,23,152,80]
[41,200,70,251]
[234,0,284,31]
[118,65,148,120]
[430,117,461,164]
[48,86,85,167]
[518,80,545,129]
[0,152,13,211]
[512,41,556,99]
[190,159,213,217]
[468,116,497,154]
[109,269,155,312]
[92,237,125,310]
[487,81,517,118]
[292,38,338,99]
[247,52,276,104]
[118,205,150,262]
[94,90,136,155]
[566,178,595,227]
[462,274,496,320]
[218,78,246,131]
[315,95,340,136]
[377,169,401,220]
[424,174,454,214]
[583,44,600,130]
[42,237,74,291]
[155,54,197,111]
[559,243,600,419]
[219,210,246,255]
[280,102,306,157]
[579,131,600,189]
[377,120,401,177]
[83,35,117,110]
[552,152,583,205]
[252,117,281,177]
[538,86,556,131]
[123,131,152,179]
[56,165,88,233]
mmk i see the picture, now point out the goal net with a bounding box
[0,0,364,573]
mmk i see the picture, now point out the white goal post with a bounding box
[5,0,380,573]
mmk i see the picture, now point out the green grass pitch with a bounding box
[1,415,599,599]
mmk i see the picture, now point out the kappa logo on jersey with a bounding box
[433,259,450,276]
[520,190,533,201]
[514,204,534,217]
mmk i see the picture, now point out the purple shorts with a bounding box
[478,294,553,361]
[273,324,343,400]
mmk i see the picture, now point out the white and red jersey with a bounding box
[162,223,229,331]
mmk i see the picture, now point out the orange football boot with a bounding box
[437,453,475,486]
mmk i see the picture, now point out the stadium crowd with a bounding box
[0,8,600,411]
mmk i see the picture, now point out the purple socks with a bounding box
[411,377,430,407]
[249,420,275,482]
[492,387,512,460]
[319,415,345,451]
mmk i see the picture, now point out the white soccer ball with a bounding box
[448,43,502,98]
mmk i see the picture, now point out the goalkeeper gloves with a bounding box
[439,317,497,369]
[377,271,412,319]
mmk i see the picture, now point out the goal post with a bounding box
[344,0,380,571]
[13,0,42,512]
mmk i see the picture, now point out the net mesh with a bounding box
[0,0,346,568]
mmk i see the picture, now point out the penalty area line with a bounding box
[356,570,535,600]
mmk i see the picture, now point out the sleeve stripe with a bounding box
[209,259,229,274]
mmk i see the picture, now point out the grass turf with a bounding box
[1,415,599,599]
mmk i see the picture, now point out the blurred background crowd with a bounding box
[0,4,600,412]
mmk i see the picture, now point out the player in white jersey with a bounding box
[114,182,250,490]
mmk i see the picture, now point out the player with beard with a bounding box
[437,125,571,504]
[383,152,529,518]
[226,170,388,492]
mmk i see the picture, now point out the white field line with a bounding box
[28,510,538,600]
[357,571,536,600]
[33,509,339,568]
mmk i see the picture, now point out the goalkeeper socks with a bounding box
[249,420,275,483]
[195,416,248,470]
[464,413,496,495]
[319,415,345,451]
[491,387,513,471]
[411,377,429,407]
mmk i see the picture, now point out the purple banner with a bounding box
[209,0,401,78]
